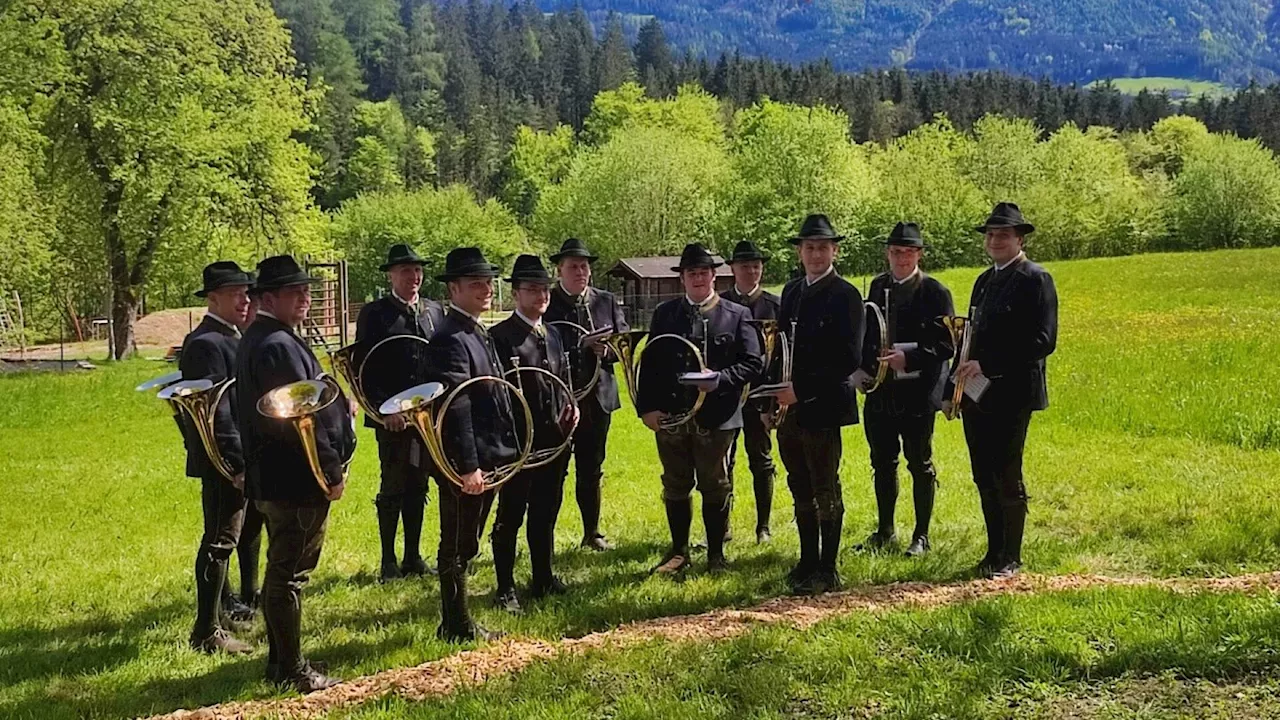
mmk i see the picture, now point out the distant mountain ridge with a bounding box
[537,0,1280,85]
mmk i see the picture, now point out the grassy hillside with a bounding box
[543,0,1280,84]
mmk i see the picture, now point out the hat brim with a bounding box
[435,264,502,282]
[975,222,1035,235]
[729,253,770,263]
[550,251,599,263]
[789,234,844,246]
[379,259,428,272]
[670,261,724,272]
[253,273,322,293]
[194,277,255,298]
[505,274,554,285]
[883,239,927,249]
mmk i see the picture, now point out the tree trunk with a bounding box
[111,282,139,360]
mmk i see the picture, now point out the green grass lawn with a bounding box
[1090,77,1234,99]
[2,248,1280,718]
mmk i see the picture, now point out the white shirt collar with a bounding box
[514,308,543,330]
[735,283,760,298]
[392,289,419,307]
[892,268,920,285]
[206,311,239,333]
[805,264,835,286]
[995,252,1026,272]
[449,302,483,325]
[559,281,589,300]
[686,292,715,308]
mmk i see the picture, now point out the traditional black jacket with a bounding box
[237,315,355,504]
[354,294,445,437]
[427,309,520,476]
[722,285,780,321]
[778,270,864,429]
[490,314,572,449]
[178,315,244,479]
[860,271,956,416]
[635,294,763,431]
[955,256,1058,414]
[545,285,630,413]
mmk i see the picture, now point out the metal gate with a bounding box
[303,259,350,351]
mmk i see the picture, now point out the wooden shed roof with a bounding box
[608,257,735,281]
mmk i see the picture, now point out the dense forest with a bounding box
[537,0,1280,85]
[4,0,1280,357]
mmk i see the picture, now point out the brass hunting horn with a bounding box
[746,319,794,427]
[861,288,891,394]
[330,334,431,427]
[546,320,612,402]
[504,355,579,470]
[158,378,239,481]
[257,376,356,499]
[380,375,535,491]
[941,307,976,421]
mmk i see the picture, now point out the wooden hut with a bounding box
[607,256,735,329]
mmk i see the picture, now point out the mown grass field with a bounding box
[2,248,1280,719]
[1091,77,1234,99]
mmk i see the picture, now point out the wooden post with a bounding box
[13,291,25,361]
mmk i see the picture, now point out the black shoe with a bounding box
[854,530,897,552]
[242,590,261,610]
[219,613,253,634]
[652,551,690,576]
[223,594,256,623]
[785,561,815,586]
[528,575,569,599]
[190,628,253,655]
[990,560,1021,580]
[580,534,614,552]
[756,526,772,544]
[279,661,342,693]
[436,621,505,643]
[973,554,999,579]
[400,555,436,577]
[493,587,523,614]
[905,536,930,558]
[706,555,730,574]
[792,569,840,596]
[379,558,403,583]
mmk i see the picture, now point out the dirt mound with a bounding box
[134,308,205,348]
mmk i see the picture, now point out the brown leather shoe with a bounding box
[190,628,253,655]
[652,552,689,576]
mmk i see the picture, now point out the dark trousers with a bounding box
[236,502,264,601]
[962,408,1033,564]
[375,435,431,564]
[491,457,568,590]
[777,419,845,573]
[654,426,735,560]
[567,398,611,539]
[435,476,496,633]
[729,409,776,531]
[194,474,247,639]
[257,500,330,674]
[863,410,938,539]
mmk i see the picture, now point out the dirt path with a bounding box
[149,571,1280,720]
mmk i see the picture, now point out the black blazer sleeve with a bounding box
[716,308,764,393]
[259,340,344,485]
[793,287,864,404]
[432,334,481,475]
[905,281,956,374]
[180,336,244,474]
[982,270,1058,376]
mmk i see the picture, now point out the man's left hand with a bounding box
[882,349,907,373]
[956,359,983,382]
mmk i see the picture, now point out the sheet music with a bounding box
[964,373,990,402]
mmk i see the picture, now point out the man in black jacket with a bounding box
[773,214,864,595]
[428,247,519,642]
[355,244,446,582]
[722,240,781,544]
[180,261,255,655]
[856,223,955,558]
[952,203,1058,580]
[545,238,630,551]
[489,255,579,612]
[238,255,355,691]
[637,243,764,575]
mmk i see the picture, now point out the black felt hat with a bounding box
[670,243,723,272]
[975,202,1035,235]
[729,240,770,263]
[549,237,599,263]
[789,214,845,245]
[194,261,255,298]
[885,222,927,248]
[505,254,553,285]
[379,243,428,272]
[435,247,501,282]
[252,255,320,293]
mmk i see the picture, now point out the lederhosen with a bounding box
[636,294,763,564]
[722,286,780,537]
[489,315,573,593]
[860,271,954,542]
[354,294,445,572]
[954,255,1058,570]
[545,285,630,543]
[776,270,864,579]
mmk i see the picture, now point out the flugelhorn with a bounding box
[381,375,535,492]
[861,288,891,394]
[329,334,431,427]
[505,355,579,470]
[941,308,975,421]
[257,376,356,499]
[158,378,238,481]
